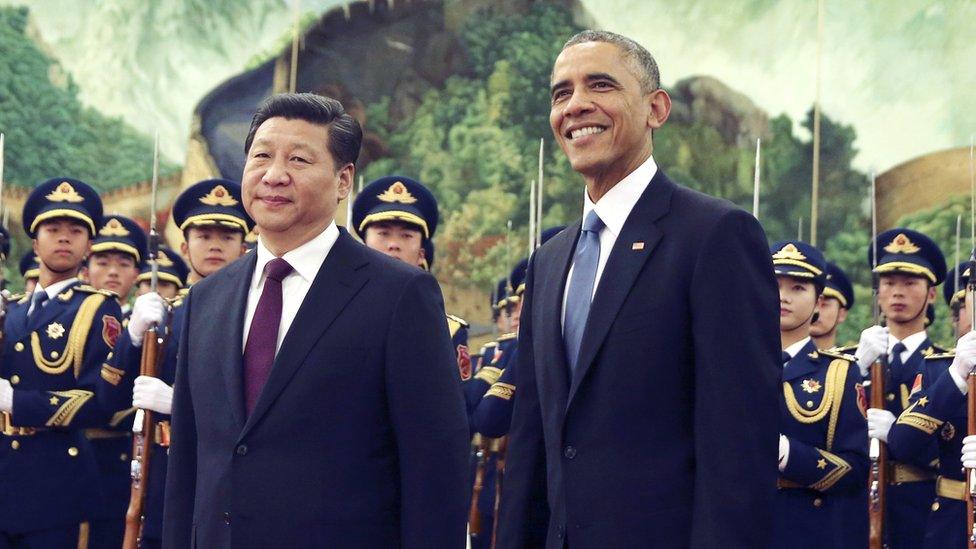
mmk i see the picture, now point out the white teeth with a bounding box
[570,126,605,139]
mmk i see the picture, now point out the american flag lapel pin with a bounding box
[632,242,645,251]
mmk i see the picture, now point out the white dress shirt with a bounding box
[242,222,340,354]
[783,336,812,362]
[561,155,658,330]
[887,330,928,364]
[27,277,78,316]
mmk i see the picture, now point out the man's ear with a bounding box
[336,164,354,203]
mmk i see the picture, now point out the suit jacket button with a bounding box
[223,512,231,525]
[236,444,248,456]
[563,445,577,459]
[813,497,823,507]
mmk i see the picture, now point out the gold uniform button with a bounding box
[14,342,23,352]
[67,447,78,457]
[813,498,823,508]
[10,375,19,385]
[107,352,113,360]
[932,501,940,511]
[50,351,59,359]
[806,400,815,408]
[120,453,128,461]
[11,441,19,450]
[886,393,895,402]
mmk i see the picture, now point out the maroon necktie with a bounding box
[243,258,293,415]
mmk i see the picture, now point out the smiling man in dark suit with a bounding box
[162,93,470,548]
[496,31,781,548]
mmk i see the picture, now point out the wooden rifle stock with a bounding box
[968,370,976,549]
[490,436,508,549]
[469,435,491,539]
[868,358,888,549]
[122,327,162,549]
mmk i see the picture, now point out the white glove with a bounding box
[962,435,976,469]
[132,375,173,415]
[778,434,789,471]
[867,408,896,443]
[951,331,976,382]
[0,379,11,413]
[855,325,889,377]
[127,292,167,348]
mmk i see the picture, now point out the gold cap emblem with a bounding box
[156,251,174,268]
[377,181,417,204]
[199,185,239,207]
[98,218,130,237]
[772,243,806,261]
[884,233,920,254]
[46,182,84,203]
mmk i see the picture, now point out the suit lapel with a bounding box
[782,341,821,382]
[6,298,30,344]
[216,252,256,431]
[27,281,81,334]
[241,231,370,438]
[567,173,673,407]
[537,222,578,409]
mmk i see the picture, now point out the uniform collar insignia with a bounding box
[884,233,920,254]
[57,289,74,301]
[46,181,84,203]
[773,243,806,261]
[921,346,934,357]
[807,351,819,359]
[99,218,130,237]
[199,185,238,207]
[377,181,417,204]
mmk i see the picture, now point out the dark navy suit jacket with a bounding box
[162,229,470,548]
[496,171,782,548]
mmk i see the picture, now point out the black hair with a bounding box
[244,93,363,167]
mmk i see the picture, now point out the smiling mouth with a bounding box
[567,126,607,140]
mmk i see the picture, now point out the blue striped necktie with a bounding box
[563,210,604,377]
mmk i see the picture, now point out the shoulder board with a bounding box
[927,351,955,360]
[75,284,118,298]
[931,343,948,354]
[445,313,469,328]
[7,293,24,303]
[497,332,518,342]
[819,349,856,362]
[830,344,857,354]
[16,294,29,305]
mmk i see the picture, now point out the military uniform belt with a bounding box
[888,462,935,484]
[0,412,45,436]
[776,478,805,490]
[935,476,967,501]
[84,429,131,440]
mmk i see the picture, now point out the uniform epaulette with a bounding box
[445,313,469,328]
[75,284,117,298]
[7,293,24,303]
[926,350,955,360]
[819,349,856,363]
[830,344,857,354]
[497,332,517,342]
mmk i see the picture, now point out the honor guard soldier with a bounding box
[19,252,40,295]
[0,178,123,547]
[85,214,148,549]
[856,228,948,549]
[97,179,252,549]
[812,262,855,352]
[888,262,972,548]
[134,246,189,300]
[473,278,512,373]
[771,240,868,549]
[351,175,471,383]
[243,227,259,253]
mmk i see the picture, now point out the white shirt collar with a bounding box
[36,277,78,300]
[784,336,812,360]
[889,329,928,358]
[582,155,658,237]
[251,222,340,288]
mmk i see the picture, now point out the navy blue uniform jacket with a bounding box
[496,172,782,548]
[162,229,470,548]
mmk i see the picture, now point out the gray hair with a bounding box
[562,30,660,93]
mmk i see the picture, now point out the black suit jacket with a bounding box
[497,171,781,548]
[162,229,470,548]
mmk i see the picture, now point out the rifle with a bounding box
[868,172,889,549]
[0,134,8,360]
[967,135,976,549]
[490,436,508,549]
[469,434,491,540]
[123,133,165,549]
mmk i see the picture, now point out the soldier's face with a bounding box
[810,297,847,337]
[363,222,425,267]
[33,219,91,276]
[879,274,935,325]
[549,42,669,186]
[87,251,139,299]
[777,276,820,332]
[137,279,179,300]
[242,117,353,250]
[181,226,244,278]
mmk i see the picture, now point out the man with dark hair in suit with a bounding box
[496,31,781,548]
[162,93,470,548]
